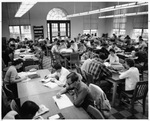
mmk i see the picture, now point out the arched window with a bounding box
[47,8,67,20]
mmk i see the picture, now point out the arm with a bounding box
[119,69,130,79]
[73,88,88,107]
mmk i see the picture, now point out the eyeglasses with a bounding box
[67,81,74,86]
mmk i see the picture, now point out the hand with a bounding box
[56,92,61,98]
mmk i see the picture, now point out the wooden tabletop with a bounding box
[18,69,90,119]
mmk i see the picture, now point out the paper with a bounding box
[43,81,58,89]
[48,114,60,119]
[26,71,37,76]
[104,62,111,67]
[35,104,49,116]
[53,94,73,109]
[18,72,28,77]
[21,78,31,83]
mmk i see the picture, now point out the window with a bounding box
[83,29,97,35]
[9,25,32,40]
[47,8,67,20]
[132,29,148,41]
[113,9,126,36]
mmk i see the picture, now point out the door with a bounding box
[47,20,71,43]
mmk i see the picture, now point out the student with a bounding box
[60,42,73,53]
[105,49,119,65]
[3,100,39,119]
[118,58,140,96]
[4,59,27,97]
[45,63,70,87]
[70,40,78,52]
[56,72,94,110]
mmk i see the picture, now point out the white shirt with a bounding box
[51,45,59,53]
[108,54,119,64]
[60,48,73,53]
[49,67,70,86]
[3,110,18,119]
[81,58,93,73]
[71,43,78,52]
[119,67,139,91]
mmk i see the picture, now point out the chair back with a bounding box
[133,81,148,100]
[54,52,63,64]
[70,53,79,65]
[10,99,20,113]
[3,84,14,99]
[25,65,39,72]
[75,64,82,74]
[87,105,105,119]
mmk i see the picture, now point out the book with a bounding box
[35,104,49,116]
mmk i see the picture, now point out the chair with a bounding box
[120,81,148,115]
[10,99,20,113]
[3,84,15,100]
[87,105,105,119]
[24,65,39,72]
[68,53,80,69]
[75,64,82,74]
[54,52,65,66]
[89,83,111,119]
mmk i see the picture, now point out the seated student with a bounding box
[105,49,119,65]
[45,63,70,87]
[4,59,27,97]
[99,43,109,60]
[124,43,135,52]
[70,40,78,52]
[60,42,73,53]
[78,39,86,54]
[107,42,121,52]
[118,58,139,96]
[56,72,94,110]
[3,100,39,119]
[59,39,67,50]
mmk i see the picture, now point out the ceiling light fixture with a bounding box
[15,1,37,17]
[67,2,148,18]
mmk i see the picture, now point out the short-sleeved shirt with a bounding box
[108,54,119,64]
[4,66,18,84]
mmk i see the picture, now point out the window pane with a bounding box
[132,29,142,39]
[142,29,148,41]
[9,26,20,39]
[83,30,90,34]
[21,26,32,40]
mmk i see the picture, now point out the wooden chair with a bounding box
[24,65,39,72]
[10,99,20,113]
[68,53,80,69]
[53,52,65,66]
[89,83,111,119]
[120,81,148,115]
[3,84,15,100]
[87,105,105,119]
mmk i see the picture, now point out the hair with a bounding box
[12,59,23,66]
[52,63,62,70]
[109,49,115,53]
[80,39,84,44]
[71,40,74,43]
[125,58,135,67]
[66,42,71,48]
[20,101,39,119]
[67,72,79,83]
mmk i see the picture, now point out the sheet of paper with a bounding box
[21,78,31,83]
[43,81,58,88]
[53,94,73,109]
[104,62,111,67]
[35,104,49,116]
[18,72,28,77]
[26,71,37,76]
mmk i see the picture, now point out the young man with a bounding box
[45,63,70,87]
[56,72,94,110]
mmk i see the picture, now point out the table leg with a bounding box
[112,83,117,107]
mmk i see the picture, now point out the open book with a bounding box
[35,104,49,116]
[53,94,73,110]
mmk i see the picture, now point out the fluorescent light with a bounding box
[15,2,37,17]
[125,13,136,16]
[79,12,89,16]
[67,2,148,18]
[99,12,148,19]
[137,11,148,15]
[89,9,100,14]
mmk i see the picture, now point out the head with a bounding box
[20,101,39,119]
[124,58,135,68]
[12,59,23,69]
[66,72,80,89]
[109,49,115,56]
[52,63,62,73]
[66,42,71,48]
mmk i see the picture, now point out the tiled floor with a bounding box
[42,55,149,119]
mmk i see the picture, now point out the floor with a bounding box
[42,55,149,119]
